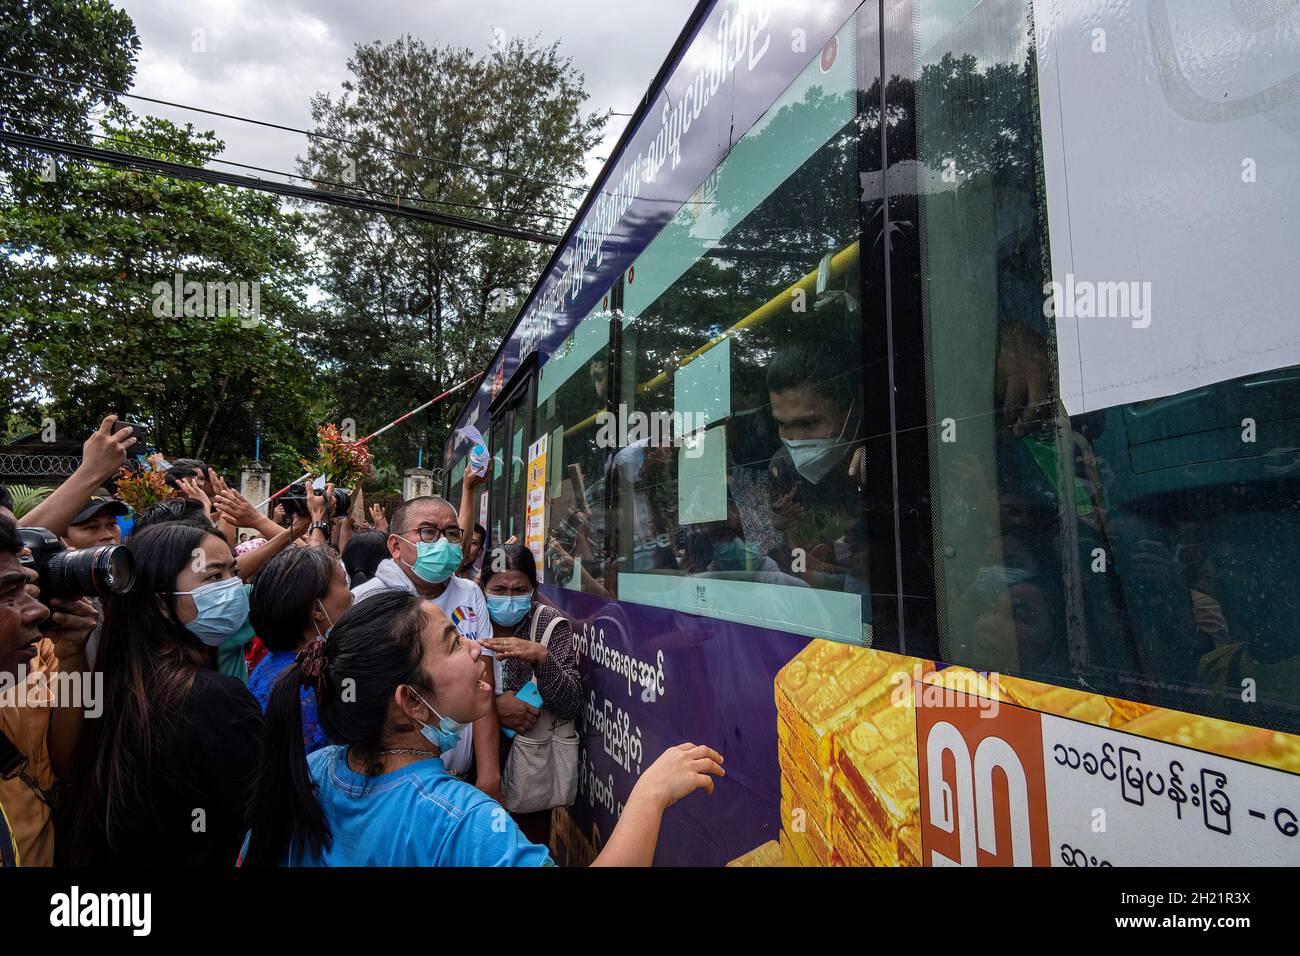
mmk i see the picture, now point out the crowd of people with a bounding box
[0,415,724,867]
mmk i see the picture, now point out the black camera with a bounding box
[280,483,350,520]
[17,527,137,601]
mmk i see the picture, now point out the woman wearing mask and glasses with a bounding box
[247,546,354,754]
[242,589,724,866]
[69,522,263,866]
[479,544,581,845]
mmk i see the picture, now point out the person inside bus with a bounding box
[480,544,582,846]
[763,338,870,599]
[967,530,1068,676]
[241,589,725,866]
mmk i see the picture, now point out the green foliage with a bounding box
[0,0,140,179]
[0,107,321,475]
[290,34,607,467]
[6,483,53,518]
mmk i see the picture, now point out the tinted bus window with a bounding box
[601,18,881,647]
[535,308,613,594]
[906,0,1300,733]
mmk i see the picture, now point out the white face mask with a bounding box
[782,401,855,484]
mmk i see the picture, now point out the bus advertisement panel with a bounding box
[450,0,1300,866]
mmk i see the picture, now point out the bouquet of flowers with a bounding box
[114,456,179,514]
[299,423,372,488]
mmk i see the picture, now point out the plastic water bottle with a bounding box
[469,441,490,478]
[458,425,490,477]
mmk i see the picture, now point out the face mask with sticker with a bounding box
[486,592,533,626]
[175,576,249,647]
[403,537,462,584]
[713,538,761,572]
[782,400,855,484]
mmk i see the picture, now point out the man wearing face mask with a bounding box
[764,339,871,605]
[350,496,501,797]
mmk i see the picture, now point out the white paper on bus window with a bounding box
[674,335,731,429]
[678,426,728,526]
[1033,0,1300,414]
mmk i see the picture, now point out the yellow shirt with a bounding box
[0,639,58,867]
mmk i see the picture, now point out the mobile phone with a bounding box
[111,420,150,458]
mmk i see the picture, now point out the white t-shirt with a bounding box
[351,559,496,774]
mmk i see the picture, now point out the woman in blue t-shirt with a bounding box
[242,589,724,866]
[247,545,354,753]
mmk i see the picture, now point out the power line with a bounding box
[75,128,573,223]
[0,64,590,195]
[1,129,562,244]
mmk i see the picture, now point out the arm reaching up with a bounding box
[21,415,134,535]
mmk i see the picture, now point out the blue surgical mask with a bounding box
[713,539,760,571]
[176,576,249,647]
[403,537,462,584]
[486,592,533,626]
[410,688,467,753]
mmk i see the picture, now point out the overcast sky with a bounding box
[114,0,699,196]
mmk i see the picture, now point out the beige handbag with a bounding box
[501,611,580,814]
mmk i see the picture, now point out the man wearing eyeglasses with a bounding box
[351,496,502,800]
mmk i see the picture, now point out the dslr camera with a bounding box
[280,483,350,520]
[18,527,137,601]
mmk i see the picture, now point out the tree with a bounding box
[0,107,320,472]
[0,0,138,175]
[292,34,606,471]
[0,0,140,417]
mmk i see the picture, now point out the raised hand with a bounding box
[82,415,135,482]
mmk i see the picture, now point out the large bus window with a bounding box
[907,0,1300,733]
[605,16,883,646]
[535,305,613,594]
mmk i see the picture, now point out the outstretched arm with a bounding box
[590,743,724,867]
[21,416,133,534]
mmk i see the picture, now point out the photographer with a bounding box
[68,521,263,865]
[0,515,98,867]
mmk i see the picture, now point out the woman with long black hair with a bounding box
[247,545,353,753]
[70,522,263,865]
[243,589,724,866]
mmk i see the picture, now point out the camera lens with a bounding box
[333,488,351,517]
[46,545,137,599]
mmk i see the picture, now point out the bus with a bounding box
[445,0,1300,866]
